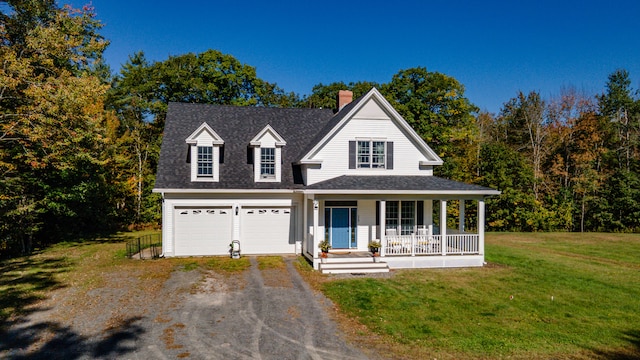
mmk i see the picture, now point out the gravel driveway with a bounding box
[2,256,372,360]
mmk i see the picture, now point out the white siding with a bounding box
[357,200,377,251]
[305,99,434,185]
[256,131,279,147]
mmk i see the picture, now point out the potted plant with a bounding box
[318,240,331,262]
[369,240,381,255]
[318,239,331,255]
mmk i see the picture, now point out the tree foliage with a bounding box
[1,2,639,258]
[1,2,121,255]
[106,49,300,225]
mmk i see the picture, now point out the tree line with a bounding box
[1,2,638,256]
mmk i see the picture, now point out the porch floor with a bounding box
[323,251,374,259]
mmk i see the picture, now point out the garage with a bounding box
[174,207,232,256]
[241,207,295,254]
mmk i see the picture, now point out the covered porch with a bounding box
[300,176,499,272]
[302,194,490,272]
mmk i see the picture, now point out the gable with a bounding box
[300,88,443,166]
[250,124,287,147]
[186,122,224,145]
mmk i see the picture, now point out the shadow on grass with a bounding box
[0,255,71,325]
[0,316,145,359]
[592,330,640,360]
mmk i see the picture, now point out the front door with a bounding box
[331,208,349,248]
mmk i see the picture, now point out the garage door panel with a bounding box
[174,207,231,256]
[242,207,294,254]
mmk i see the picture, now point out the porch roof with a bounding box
[304,175,500,195]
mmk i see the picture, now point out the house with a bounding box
[153,88,500,273]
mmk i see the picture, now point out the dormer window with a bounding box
[186,123,224,182]
[260,148,276,179]
[250,124,286,183]
[197,146,213,177]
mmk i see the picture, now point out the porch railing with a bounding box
[384,233,479,256]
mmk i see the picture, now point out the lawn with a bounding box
[320,233,640,359]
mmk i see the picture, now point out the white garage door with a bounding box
[174,207,232,256]
[241,207,294,254]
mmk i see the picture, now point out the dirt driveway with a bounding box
[1,256,373,359]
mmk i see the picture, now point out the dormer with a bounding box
[249,124,286,182]
[186,123,224,182]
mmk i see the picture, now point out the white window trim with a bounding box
[356,138,386,169]
[196,146,214,178]
[254,146,281,183]
[186,123,224,183]
[190,144,220,182]
[260,147,276,179]
[250,125,286,183]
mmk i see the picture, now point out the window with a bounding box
[260,147,275,178]
[197,146,213,177]
[357,140,385,168]
[386,201,416,235]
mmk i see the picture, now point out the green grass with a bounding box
[204,256,251,273]
[257,256,286,270]
[321,233,640,359]
[0,230,160,325]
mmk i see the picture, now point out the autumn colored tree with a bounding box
[0,2,122,255]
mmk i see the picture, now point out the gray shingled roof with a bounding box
[154,103,334,190]
[295,92,366,160]
[154,101,498,195]
[305,175,499,194]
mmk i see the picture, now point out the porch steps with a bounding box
[319,260,389,274]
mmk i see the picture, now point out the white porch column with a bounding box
[478,198,485,255]
[380,200,386,257]
[303,193,308,255]
[440,199,447,256]
[459,199,465,233]
[425,200,433,235]
[312,198,319,258]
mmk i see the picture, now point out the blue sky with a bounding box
[65,1,639,113]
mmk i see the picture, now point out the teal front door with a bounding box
[331,208,350,249]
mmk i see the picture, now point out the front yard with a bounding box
[1,232,638,359]
[316,232,640,359]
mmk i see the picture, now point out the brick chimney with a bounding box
[337,90,353,111]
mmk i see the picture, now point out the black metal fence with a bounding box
[126,233,162,259]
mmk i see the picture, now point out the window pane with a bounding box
[357,141,370,168]
[385,201,399,233]
[260,148,275,177]
[197,146,213,176]
[324,208,331,242]
[372,141,385,168]
[350,208,357,247]
[401,201,415,235]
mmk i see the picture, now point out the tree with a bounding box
[598,69,639,172]
[499,91,548,200]
[107,49,299,226]
[1,2,117,255]
[301,81,380,109]
[382,67,479,181]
